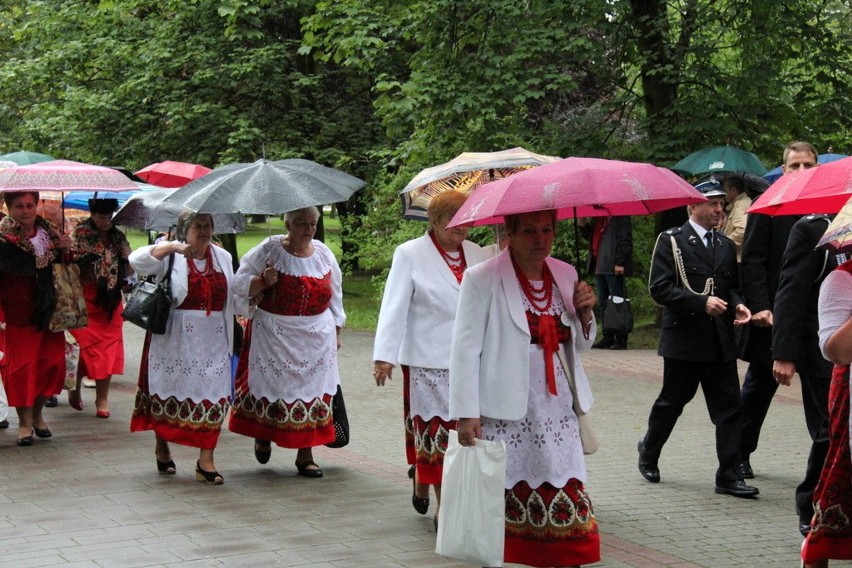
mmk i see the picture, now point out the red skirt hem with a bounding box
[505,534,601,567]
[131,416,221,450]
[228,413,335,448]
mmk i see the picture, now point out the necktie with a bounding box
[705,231,714,249]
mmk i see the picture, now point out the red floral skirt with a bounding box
[131,333,228,450]
[802,364,852,563]
[505,479,600,567]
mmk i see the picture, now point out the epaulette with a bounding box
[803,214,829,222]
[664,227,682,235]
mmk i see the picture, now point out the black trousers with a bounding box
[642,357,743,484]
[795,370,831,523]
[739,362,778,458]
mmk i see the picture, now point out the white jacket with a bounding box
[373,232,485,368]
[449,249,596,421]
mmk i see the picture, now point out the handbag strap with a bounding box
[555,347,586,417]
[157,253,175,290]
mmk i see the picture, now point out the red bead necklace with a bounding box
[429,231,466,283]
[511,254,553,312]
[188,246,215,315]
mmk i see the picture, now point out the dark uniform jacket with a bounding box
[739,213,800,364]
[649,221,744,362]
[772,214,836,377]
[590,216,634,276]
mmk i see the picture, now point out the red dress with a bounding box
[69,281,124,380]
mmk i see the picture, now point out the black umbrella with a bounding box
[160,159,366,216]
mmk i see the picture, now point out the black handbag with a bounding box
[122,254,175,334]
[602,295,634,336]
[325,385,350,448]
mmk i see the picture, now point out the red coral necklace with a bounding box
[511,254,553,312]
[429,231,466,283]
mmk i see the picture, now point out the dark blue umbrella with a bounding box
[763,153,847,184]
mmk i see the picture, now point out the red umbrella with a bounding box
[747,156,852,216]
[135,160,212,188]
[448,157,707,227]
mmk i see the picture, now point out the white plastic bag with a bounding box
[435,430,507,567]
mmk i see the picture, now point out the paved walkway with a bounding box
[0,324,837,567]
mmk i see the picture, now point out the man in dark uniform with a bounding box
[737,142,818,480]
[773,213,836,535]
[638,184,758,497]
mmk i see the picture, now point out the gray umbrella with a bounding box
[160,158,366,215]
[113,188,245,233]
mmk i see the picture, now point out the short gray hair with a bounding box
[284,207,320,224]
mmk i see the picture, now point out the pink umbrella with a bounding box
[747,156,852,216]
[0,160,138,193]
[0,160,138,229]
[448,156,707,227]
[135,160,212,188]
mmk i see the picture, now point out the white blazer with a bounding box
[449,249,596,421]
[373,232,485,368]
[129,243,236,355]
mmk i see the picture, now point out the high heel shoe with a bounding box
[16,435,34,447]
[195,461,224,485]
[411,468,429,515]
[68,390,84,411]
[96,409,110,418]
[254,439,271,464]
[156,457,176,475]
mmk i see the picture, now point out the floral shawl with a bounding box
[0,214,62,330]
[73,217,129,317]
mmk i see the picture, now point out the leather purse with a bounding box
[122,254,174,334]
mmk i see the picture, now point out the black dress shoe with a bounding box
[254,439,271,464]
[737,459,754,479]
[44,396,59,408]
[637,440,660,483]
[714,479,759,498]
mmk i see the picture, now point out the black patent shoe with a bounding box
[714,479,759,498]
[254,439,271,464]
[411,470,430,514]
[33,427,52,439]
[737,459,754,479]
[16,435,34,447]
[637,440,660,483]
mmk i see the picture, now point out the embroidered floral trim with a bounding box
[260,236,336,279]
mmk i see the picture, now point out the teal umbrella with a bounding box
[0,150,55,165]
[671,145,767,177]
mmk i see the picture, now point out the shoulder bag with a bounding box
[122,253,175,334]
[49,262,88,332]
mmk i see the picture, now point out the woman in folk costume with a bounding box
[372,190,485,528]
[68,198,132,418]
[129,211,236,485]
[0,191,72,446]
[802,260,852,567]
[229,206,345,479]
[450,210,601,567]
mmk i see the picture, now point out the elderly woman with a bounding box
[802,260,852,568]
[129,211,235,484]
[0,191,72,446]
[67,198,132,418]
[373,190,485,527]
[450,210,600,567]
[229,206,345,478]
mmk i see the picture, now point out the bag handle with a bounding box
[158,253,175,289]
